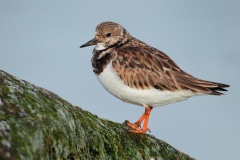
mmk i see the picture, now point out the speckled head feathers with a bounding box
[80,21,130,49]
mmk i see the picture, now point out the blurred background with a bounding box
[1,1,239,159]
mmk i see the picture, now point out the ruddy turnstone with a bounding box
[80,21,229,134]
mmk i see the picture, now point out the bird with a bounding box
[80,21,229,134]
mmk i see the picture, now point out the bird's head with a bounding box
[80,21,130,50]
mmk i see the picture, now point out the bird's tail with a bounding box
[206,82,230,95]
[172,71,230,95]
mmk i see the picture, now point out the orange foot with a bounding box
[124,106,153,134]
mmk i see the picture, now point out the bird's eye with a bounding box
[106,33,111,37]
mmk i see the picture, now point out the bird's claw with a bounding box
[124,120,150,134]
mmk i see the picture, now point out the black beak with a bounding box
[80,38,98,48]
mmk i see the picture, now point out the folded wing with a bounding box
[112,47,229,95]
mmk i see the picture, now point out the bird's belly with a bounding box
[96,62,197,107]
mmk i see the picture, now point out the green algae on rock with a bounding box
[0,70,195,160]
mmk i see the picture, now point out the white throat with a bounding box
[95,43,106,50]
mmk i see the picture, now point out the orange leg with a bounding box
[124,106,153,134]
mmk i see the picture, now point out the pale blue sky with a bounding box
[1,1,240,159]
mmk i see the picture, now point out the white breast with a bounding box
[97,62,201,107]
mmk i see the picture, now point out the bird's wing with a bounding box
[112,47,228,94]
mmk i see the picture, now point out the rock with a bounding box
[0,70,195,160]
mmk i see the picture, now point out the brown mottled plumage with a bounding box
[112,44,229,95]
[80,21,229,134]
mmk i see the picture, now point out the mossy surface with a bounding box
[0,70,195,160]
